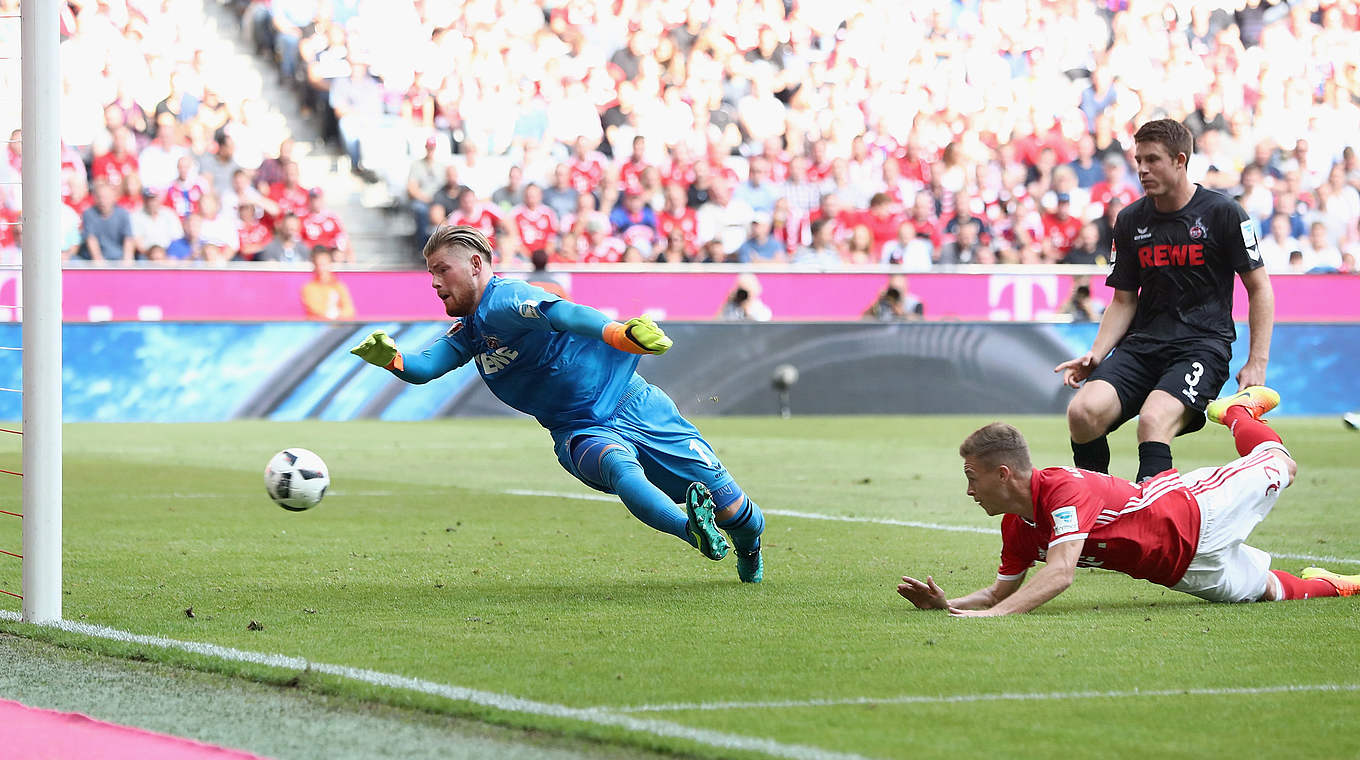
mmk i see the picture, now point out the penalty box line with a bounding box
[500,489,1360,566]
[0,610,871,760]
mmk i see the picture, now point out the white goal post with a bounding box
[20,0,62,624]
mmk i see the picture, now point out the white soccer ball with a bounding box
[264,448,330,511]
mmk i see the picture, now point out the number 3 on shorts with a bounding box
[688,439,717,468]
[1182,361,1205,403]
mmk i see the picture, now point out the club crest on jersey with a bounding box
[1188,217,1207,240]
[484,335,502,350]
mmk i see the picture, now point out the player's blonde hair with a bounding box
[959,422,1033,471]
[423,224,494,263]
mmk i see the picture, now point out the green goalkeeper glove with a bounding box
[622,315,672,355]
[350,330,403,370]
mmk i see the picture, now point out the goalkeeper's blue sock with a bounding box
[717,496,764,554]
[582,442,689,542]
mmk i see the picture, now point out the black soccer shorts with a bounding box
[1088,338,1231,436]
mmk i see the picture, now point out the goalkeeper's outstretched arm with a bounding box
[350,330,470,384]
[542,300,673,355]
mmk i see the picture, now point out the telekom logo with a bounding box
[987,275,1059,321]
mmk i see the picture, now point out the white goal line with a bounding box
[500,489,1360,566]
[0,610,870,760]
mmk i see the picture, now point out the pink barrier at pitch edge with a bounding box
[1,269,1356,322]
[0,698,270,760]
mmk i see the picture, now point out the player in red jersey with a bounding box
[511,184,560,254]
[897,387,1358,616]
[448,187,506,250]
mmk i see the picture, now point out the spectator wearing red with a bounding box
[805,193,857,247]
[1040,194,1083,257]
[64,174,94,217]
[267,160,311,227]
[165,155,207,218]
[511,183,560,255]
[861,192,905,256]
[300,188,352,263]
[1089,156,1141,216]
[447,187,505,251]
[568,136,609,194]
[617,135,650,195]
[92,127,139,187]
[579,214,626,263]
[236,200,273,261]
[657,182,699,254]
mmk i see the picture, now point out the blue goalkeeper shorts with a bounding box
[551,378,740,508]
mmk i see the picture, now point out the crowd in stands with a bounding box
[230,0,1360,274]
[3,1,1360,274]
[0,0,353,265]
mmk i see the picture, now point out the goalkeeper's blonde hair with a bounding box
[423,224,494,263]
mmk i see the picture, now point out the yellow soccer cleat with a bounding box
[1206,386,1280,425]
[1301,567,1360,597]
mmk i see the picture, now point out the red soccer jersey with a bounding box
[238,220,273,259]
[165,179,206,218]
[617,158,649,195]
[663,159,695,189]
[301,210,348,251]
[580,236,625,263]
[1041,213,1083,253]
[1089,181,1141,213]
[862,210,905,254]
[997,468,1201,588]
[91,153,139,186]
[268,184,311,221]
[657,207,698,253]
[569,152,608,194]
[512,204,559,252]
[448,204,503,248]
[64,194,94,217]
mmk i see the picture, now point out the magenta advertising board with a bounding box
[1,268,1356,323]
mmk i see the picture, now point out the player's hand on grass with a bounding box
[897,575,950,610]
[350,330,403,370]
[623,316,672,355]
[1054,352,1099,388]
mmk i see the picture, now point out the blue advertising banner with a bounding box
[0,322,1355,422]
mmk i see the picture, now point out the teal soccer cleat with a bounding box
[736,545,763,583]
[685,483,730,561]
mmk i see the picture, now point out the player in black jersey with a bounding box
[1055,119,1274,482]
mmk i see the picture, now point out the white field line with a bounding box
[603,683,1360,714]
[0,610,870,760]
[500,489,1360,565]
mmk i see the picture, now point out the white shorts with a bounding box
[1170,444,1291,603]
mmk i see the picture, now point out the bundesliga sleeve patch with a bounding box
[445,320,464,337]
[1051,505,1080,536]
[518,300,542,319]
[1240,220,1260,260]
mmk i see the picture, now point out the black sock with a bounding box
[1071,437,1110,474]
[1136,441,1173,482]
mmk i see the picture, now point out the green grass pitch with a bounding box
[2,416,1358,759]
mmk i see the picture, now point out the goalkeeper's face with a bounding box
[428,246,486,317]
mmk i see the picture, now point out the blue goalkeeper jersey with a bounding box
[392,276,641,430]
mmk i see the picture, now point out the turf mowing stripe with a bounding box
[605,683,1360,713]
[0,611,871,760]
[499,490,1360,564]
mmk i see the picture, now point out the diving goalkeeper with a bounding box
[351,225,765,582]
